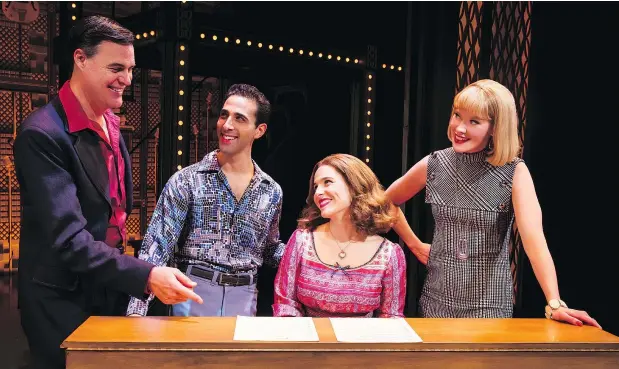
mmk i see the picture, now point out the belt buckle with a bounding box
[217,273,234,286]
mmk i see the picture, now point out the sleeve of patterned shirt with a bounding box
[126,171,190,316]
[377,242,407,318]
[262,186,286,268]
[272,230,305,317]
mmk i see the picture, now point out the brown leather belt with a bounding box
[180,265,256,287]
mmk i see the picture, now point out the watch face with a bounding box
[549,300,561,309]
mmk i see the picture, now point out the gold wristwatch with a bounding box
[545,299,567,319]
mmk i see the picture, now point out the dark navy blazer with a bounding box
[14,97,153,311]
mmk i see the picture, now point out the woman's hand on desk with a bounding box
[551,307,602,329]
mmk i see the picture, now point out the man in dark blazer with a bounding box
[13,16,202,369]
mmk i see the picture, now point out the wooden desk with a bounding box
[63,317,619,369]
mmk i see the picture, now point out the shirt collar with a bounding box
[58,80,120,134]
[452,147,490,163]
[197,150,271,184]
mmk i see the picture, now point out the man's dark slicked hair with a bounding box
[67,15,134,66]
[225,84,271,125]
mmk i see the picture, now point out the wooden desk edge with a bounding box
[62,341,619,352]
[62,317,619,353]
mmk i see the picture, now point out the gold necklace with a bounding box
[328,224,353,259]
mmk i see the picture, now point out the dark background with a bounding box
[519,2,619,334]
[400,1,619,335]
[178,2,619,334]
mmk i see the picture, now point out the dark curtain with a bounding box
[519,2,619,335]
[402,1,461,316]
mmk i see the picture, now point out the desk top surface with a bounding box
[63,317,619,352]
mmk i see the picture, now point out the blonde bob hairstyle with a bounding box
[297,154,396,235]
[448,79,521,166]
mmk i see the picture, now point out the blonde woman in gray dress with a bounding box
[386,79,600,327]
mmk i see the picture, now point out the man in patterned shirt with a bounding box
[127,84,285,317]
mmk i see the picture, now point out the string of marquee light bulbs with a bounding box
[70,1,402,170]
[69,2,403,74]
[132,30,398,169]
[197,32,403,73]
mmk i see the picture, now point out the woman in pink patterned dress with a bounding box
[273,154,407,318]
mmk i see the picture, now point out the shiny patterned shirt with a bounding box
[273,229,407,318]
[127,150,285,316]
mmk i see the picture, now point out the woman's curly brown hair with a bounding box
[297,154,396,235]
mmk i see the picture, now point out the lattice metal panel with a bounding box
[0,131,18,241]
[27,3,49,81]
[126,214,140,239]
[487,1,532,308]
[0,92,14,132]
[146,168,157,223]
[0,167,18,193]
[131,139,141,188]
[0,214,18,241]
[20,26,29,73]
[130,143,141,189]
[7,191,19,240]
[54,2,59,37]
[121,70,154,238]
[190,80,203,165]
[0,92,30,132]
[19,93,31,123]
[0,133,17,188]
[148,101,160,131]
[146,74,162,224]
[50,3,59,97]
[489,1,531,150]
[124,88,142,193]
[146,95,159,219]
[455,1,484,92]
[207,139,218,153]
[125,88,142,132]
[147,131,157,223]
[205,79,222,154]
[0,91,33,241]
[191,77,222,160]
[0,21,21,75]
[49,69,59,97]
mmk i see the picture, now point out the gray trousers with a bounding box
[172,265,258,317]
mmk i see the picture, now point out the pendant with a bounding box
[456,238,468,260]
[338,251,347,259]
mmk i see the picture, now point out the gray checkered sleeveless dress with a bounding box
[419,147,523,318]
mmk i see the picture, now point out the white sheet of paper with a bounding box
[233,316,319,341]
[329,318,423,343]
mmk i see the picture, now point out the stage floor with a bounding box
[0,274,29,369]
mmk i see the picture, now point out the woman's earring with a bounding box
[487,136,494,151]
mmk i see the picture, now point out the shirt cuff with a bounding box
[126,296,150,316]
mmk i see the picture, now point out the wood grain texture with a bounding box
[63,317,619,369]
[66,351,619,369]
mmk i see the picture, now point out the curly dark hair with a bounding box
[297,154,396,235]
[226,84,271,125]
